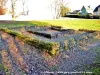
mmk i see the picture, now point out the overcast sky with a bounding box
[5,0,100,20]
[27,0,100,19]
[27,0,100,10]
[69,0,100,10]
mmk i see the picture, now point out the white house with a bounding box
[93,5,100,16]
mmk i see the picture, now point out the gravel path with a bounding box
[57,44,99,72]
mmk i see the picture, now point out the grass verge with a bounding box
[41,19,100,31]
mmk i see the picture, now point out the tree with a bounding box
[11,0,17,19]
[22,0,25,15]
[21,0,27,15]
[51,0,61,19]
[0,0,8,15]
[21,0,29,15]
[0,6,7,15]
[0,0,8,8]
[60,5,71,17]
[61,6,71,17]
[51,0,69,19]
[10,0,29,19]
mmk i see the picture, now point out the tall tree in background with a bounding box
[0,0,8,8]
[22,0,25,15]
[51,0,61,19]
[21,0,29,15]
[51,0,69,19]
[21,0,26,15]
[60,5,71,17]
[0,0,8,15]
[11,0,18,19]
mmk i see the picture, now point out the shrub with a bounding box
[0,7,6,15]
[92,68,100,75]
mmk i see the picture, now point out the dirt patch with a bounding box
[1,32,28,72]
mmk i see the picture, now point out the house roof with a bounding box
[69,10,80,14]
[81,6,86,11]
[93,5,100,12]
[73,10,80,13]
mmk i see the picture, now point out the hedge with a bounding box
[0,28,60,55]
[65,14,100,19]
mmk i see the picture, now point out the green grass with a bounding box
[0,20,49,28]
[0,19,100,31]
[41,19,100,31]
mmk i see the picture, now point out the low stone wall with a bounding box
[0,28,60,55]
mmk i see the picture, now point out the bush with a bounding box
[92,68,100,75]
[0,7,6,15]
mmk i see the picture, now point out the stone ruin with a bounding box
[28,26,76,39]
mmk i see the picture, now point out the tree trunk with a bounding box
[12,4,15,19]
[11,0,15,20]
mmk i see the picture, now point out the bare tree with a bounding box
[26,6,29,15]
[50,0,60,19]
[21,0,29,15]
[0,0,8,8]
[51,0,69,19]
[10,0,29,20]
[21,0,26,15]
[11,0,18,19]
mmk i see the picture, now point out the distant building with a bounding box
[80,6,88,15]
[93,5,100,16]
[78,6,93,16]
[66,6,93,16]
[66,10,80,15]
[73,10,80,14]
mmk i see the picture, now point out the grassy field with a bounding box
[0,19,100,31]
[0,20,49,28]
[41,19,100,31]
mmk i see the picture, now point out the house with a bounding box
[66,10,80,15]
[66,6,92,16]
[80,6,88,15]
[72,10,80,14]
[79,6,94,16]
[93,5,100,16]
[66,5,96,18]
